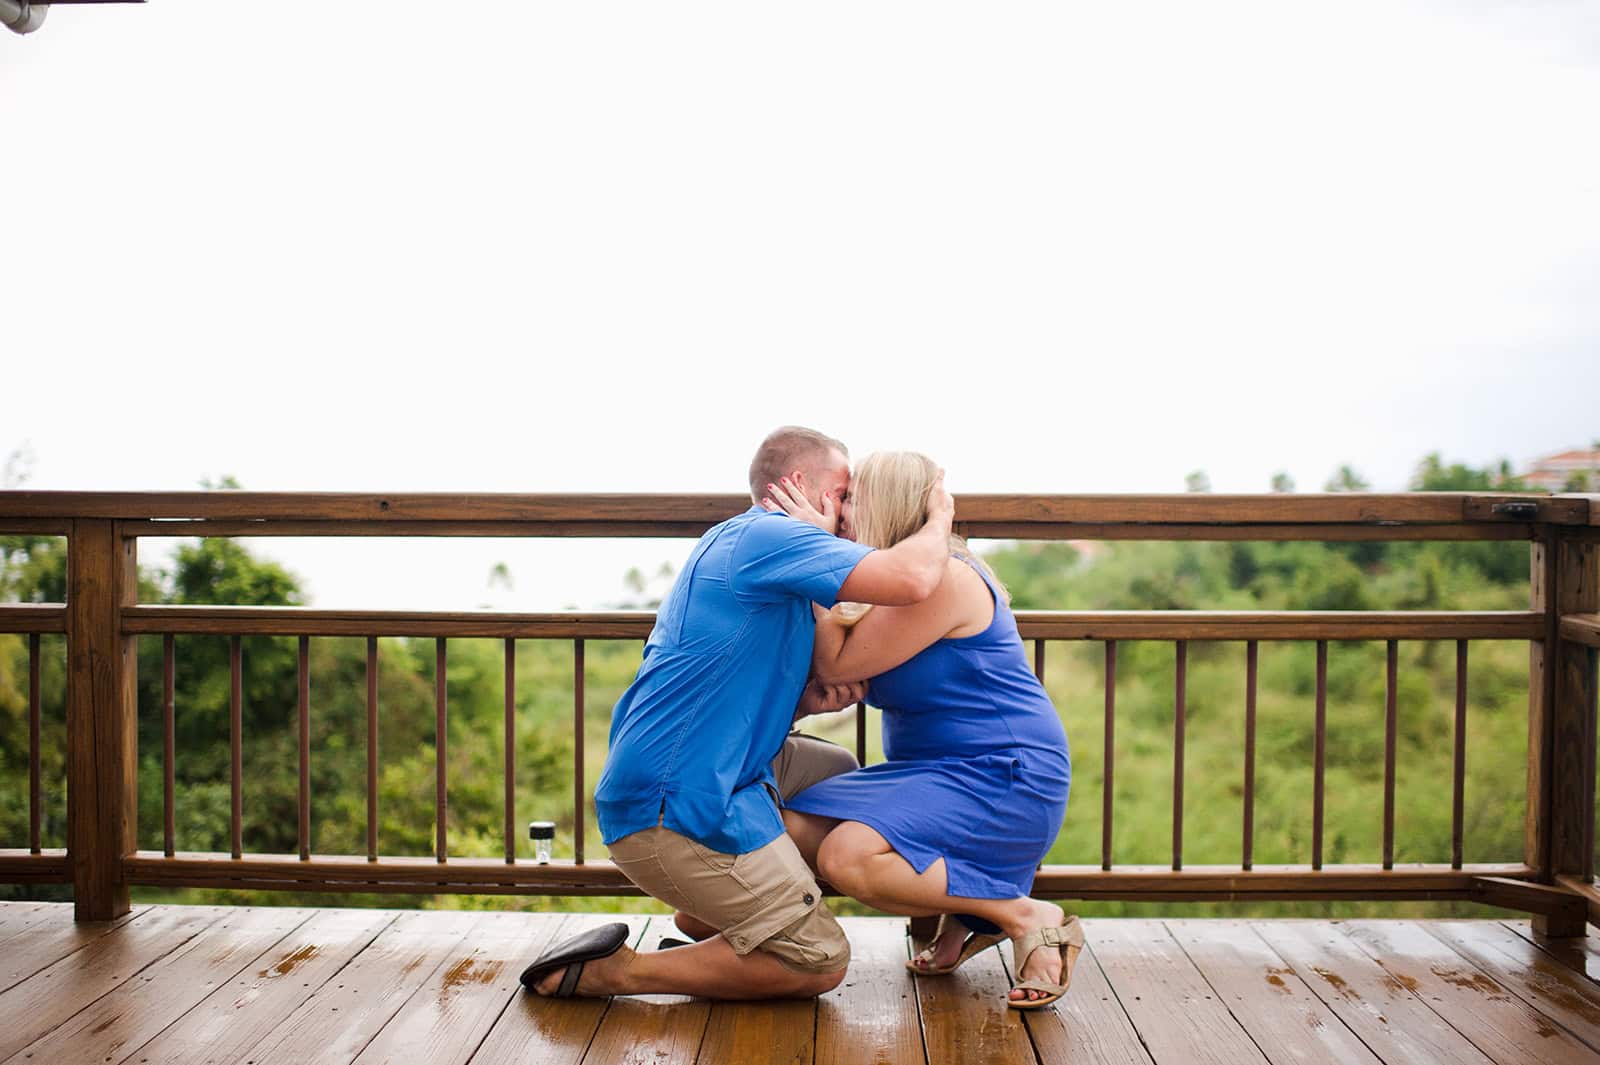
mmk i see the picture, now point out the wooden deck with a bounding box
[6,904,1600,1064]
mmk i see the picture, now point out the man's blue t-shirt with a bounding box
[595,507,874,855]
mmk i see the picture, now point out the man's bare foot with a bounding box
[531,944,637,997]
[673,911,719,942]
[1005,899,1067,1004]
[909,918,971,971]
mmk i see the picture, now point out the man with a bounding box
[521,426,954,999]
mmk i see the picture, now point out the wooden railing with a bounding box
[1,491,1596,931]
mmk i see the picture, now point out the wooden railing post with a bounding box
[1528,525,1599,935]
[66,520,138,921]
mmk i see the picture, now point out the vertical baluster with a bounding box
[1103,641,1116,872]
[1243,640,1257,871]
[574,638,586,865]
[1173,640,1186,872]
[366,635,378,863]
[298,636,310,862]
[436,637,448,863]
[230,635,242,860]
[504,638,516,864]
[855,702,867,767]
[1453,640,1468,870]
[1034,639,1045,682]
[1382,640,1397,871]
[163,634,175,858]
[28,632,41,855]
[1313,640,1327,871]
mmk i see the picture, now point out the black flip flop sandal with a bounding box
[520,922,631,997]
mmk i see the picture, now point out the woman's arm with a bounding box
[812,557,989,684]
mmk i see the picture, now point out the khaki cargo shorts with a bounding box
[607,733,858,975]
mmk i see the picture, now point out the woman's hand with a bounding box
[762,470,840,536]
[794,677,868,722]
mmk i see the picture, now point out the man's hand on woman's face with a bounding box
[762,469,840,536]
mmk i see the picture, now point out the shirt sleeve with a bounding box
[730,514,874,608]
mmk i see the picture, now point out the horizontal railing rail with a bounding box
[1,491,1595,930]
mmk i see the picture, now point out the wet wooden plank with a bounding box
[910,918,1039,1065]
[1504,920,1600,985]
[1000,926,1152,1065]
[246,909,483,1065]
[122,907,399,1065]
[581,918,711,1065]
[0,902,53,940]
[815,917,921,1065]
[0,906,143,993]
[696,983,814,1064]
[469,914,650,1065]
[3,907,312,1065]
[1166,919,1379,1065]
[1341,920,1600,1065]
[1425,920,1600,1052]
[0,905,224,1060]
[1090,919,1266,1065]
[1253,921,1495,1065]
[355,912,569,1065]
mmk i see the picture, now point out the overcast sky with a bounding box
[4,1,1597,608]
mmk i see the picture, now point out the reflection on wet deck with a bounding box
[2,903,1600,1064]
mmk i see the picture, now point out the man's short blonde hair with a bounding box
[748,426,849,502]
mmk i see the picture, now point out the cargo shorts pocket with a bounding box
[720,844,850,974]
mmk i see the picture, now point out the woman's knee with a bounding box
[816,832,871,892]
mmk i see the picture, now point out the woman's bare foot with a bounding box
[909,917,972,971]
[531,945,637,997]
[1004,899,1068,1004]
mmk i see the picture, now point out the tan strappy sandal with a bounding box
[1006,915,1085,1010]
[904,914,1005,976]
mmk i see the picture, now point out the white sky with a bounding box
[4,1,1598,609]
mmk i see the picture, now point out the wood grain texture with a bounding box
[1505,916,1600,984]
[120,907,398,1065]
[6,489,1578,525]
[1085,918,1267,1065]
[579,917,710,1065]
[1562,614,1600,649]
[814,917,922,1065]
[1253,920,1496,1064]
[469,914,651,1065]
[353,912,567,1065]
[119,851,1531,900]
[119,605,1542,641]
[1425,920,1600,1051]
[2,906,312,1065]
[0,851,69,884]
[1166,919,1380,1065]
[0,604,66,633]
[1341,919,1600,1065]
[912,924,1036,1065]
[244,909,483,1065]
[1002,924,1153,1065]
[0,905,223,1060]
[66,520,139,920]
[1551,540,1599,881]
[0,903,138,993]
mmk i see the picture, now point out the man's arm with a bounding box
[833,476,955,606]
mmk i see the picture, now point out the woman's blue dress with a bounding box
[786,557,1071,899]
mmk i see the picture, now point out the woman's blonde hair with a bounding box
[833,451,1008,626]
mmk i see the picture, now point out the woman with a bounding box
[766,452,1079,1010]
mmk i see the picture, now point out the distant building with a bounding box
[1522,448,1600,492]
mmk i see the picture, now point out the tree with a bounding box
[1270,472,1295,493]
[1324,465,1370,493]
